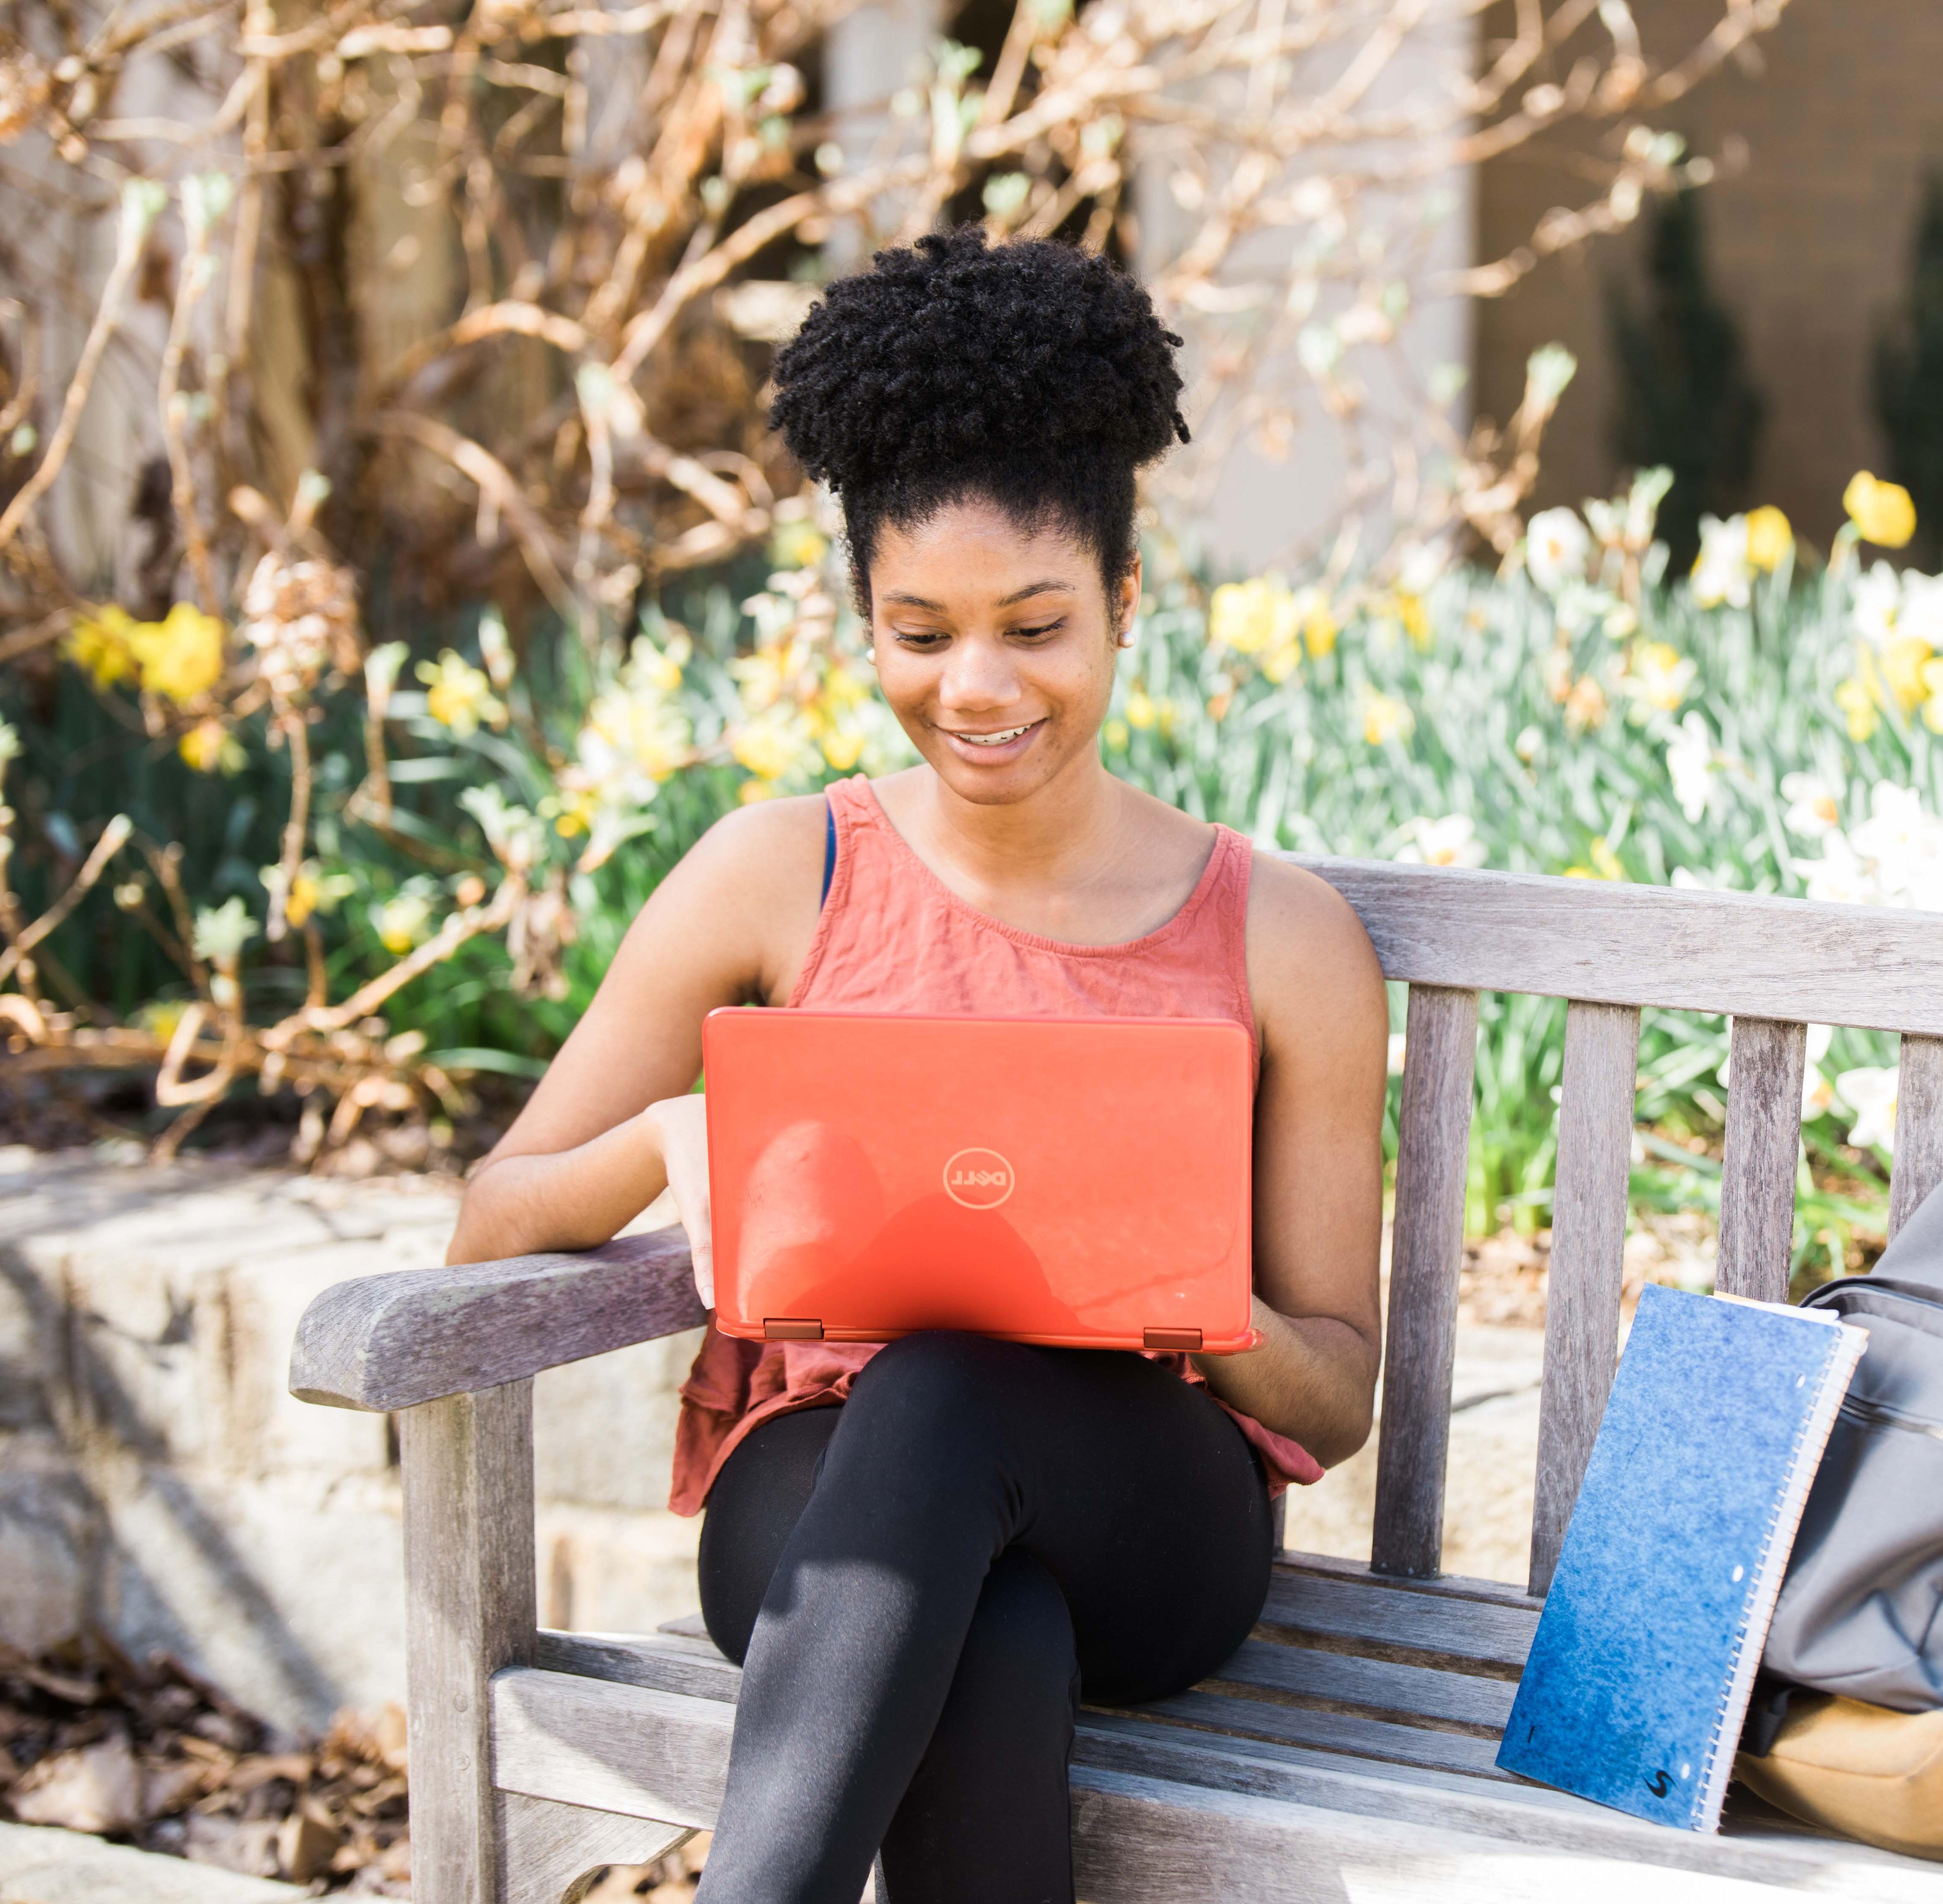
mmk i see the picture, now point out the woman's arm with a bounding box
[1191,859,1389,1468]
[445,796,827,1278]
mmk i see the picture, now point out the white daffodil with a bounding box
[1850,781,1943,911]
[1794,830,1880,907]
[1387,1032,1408,1077]
[1665,709,1714,823]
[1394,814,1487,868]
[1801,1023,1836,1121]
[1691,514,1752,610]
[1779,771,1841,837]
[1850,562,1902,647]
[1524,508,1592,595]
[1835,1067,1899,1153]
[1896,571,1943,648]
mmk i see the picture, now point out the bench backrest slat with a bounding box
[1368,984,1476,1578]
[1528,1001,1639,1597]
[1890,1034,1943,1237]
[1291,856,1943,1593]
[1716,1017,1808,1303]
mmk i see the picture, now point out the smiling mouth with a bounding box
[947,722,1039,748]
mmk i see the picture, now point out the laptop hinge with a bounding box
[763,1318,824,1341]
[1143,1327,1203,1352]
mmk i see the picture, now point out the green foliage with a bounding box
[1609,190,1765,570]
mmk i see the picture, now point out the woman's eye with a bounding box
[1012,620,1065,640]
[892,629,947,647]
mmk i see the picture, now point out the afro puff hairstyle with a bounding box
[769,227,1188,609]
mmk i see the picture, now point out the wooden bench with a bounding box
[289,858,1943,1904]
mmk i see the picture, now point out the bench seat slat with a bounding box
[1212,1635,1516,1728]
[1104,1686,1515,1781]
[490,1669,1943,1898]
[1258,1562,1537,1672]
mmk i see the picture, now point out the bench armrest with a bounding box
[289,1228,706,1412]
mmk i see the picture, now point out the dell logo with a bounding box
[943,1148,1015,1209]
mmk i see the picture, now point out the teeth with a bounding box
[958,725,1031,746]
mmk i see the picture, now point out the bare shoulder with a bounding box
[608,791,827,1003]
[668,790,827,894]
[1245,853,1387,1051]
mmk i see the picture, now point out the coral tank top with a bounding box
[667,774,1324,1514]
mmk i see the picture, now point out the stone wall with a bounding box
[0,1151,703,1736]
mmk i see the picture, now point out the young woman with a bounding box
[448,228,1388,1904]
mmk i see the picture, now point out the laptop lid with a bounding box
[703,1010,1256,1353]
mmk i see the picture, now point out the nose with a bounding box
[935,632,1022,714]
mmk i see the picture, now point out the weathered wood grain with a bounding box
[1258,1563,1537,1672]
[403,1384,535,1904]
[1290,856,1943,1035]
[1890,1033,1943,1238]
[289,1229,704,1412]
[536,1620,1516,1734]
[1115,1686,1512,1781]
[1371,984,1478,1578]
[1717,1017,1807,1303]
[497,1792,690,1904]
[1529,1001,1639,1598]
[1073,1766,1860,1904]
[493,1669,731,1828]
[492,1667,1941,1898]
[1209,1637,1516,1728]
[1071,1730,1943,1900]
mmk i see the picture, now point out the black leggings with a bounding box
[693,1332,1274,1904]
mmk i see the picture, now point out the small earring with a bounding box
[865,645,876,663]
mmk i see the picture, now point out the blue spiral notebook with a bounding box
[1497,1284,1866,1830]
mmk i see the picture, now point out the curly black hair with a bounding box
[769,227,1188,609]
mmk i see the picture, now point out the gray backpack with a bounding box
[1762,1177,1943,1711]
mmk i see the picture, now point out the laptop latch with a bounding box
[1143,1327,1203,1352]
[763,1318,824,1341]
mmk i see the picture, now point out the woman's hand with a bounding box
[648,1093,715,1307]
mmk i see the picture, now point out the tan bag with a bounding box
[1735,1694,1943,1860]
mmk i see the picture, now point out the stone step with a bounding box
[0,1822,303,1904]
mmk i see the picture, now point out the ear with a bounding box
[1114,553,1142,647]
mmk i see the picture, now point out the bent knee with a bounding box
[938,1550,1077,1739]
[844,1330,1037,1439]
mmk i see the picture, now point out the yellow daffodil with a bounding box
[1834,674,1880,742]
[178,717,244,774]
[552,789,600,838]
[1844,471,1917,549]
[1745,505,1793,571]
[1124,688,1157,730]
[127,603,227,705]
[1388,590,1430,652]
[1563,674,1608,734]
[732,706,815,782]
[1921,657,1943,734]
[418,651,508,737]
[372,890,436,955]
[66,604,139,688]
[770,519,829,570]
[1880,634,1934,713]
[1299,592,1338,660]
[285,867,321,928]
[1566,838,1625,881]
[1102,718,1129,752]
[1361,691,1413,747]
[1622,640,1697,712]
[1209,579,1278,654]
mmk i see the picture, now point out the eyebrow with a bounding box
[881,580,1077,612]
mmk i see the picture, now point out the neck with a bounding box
[911,748,1126,892]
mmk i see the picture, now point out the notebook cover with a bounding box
[1496,1284,1866,1829]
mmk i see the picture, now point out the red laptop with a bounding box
[703,1010,1258,1354]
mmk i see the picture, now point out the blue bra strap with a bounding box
[821,796,836,907]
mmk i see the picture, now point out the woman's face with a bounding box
[867,498,1138,806]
